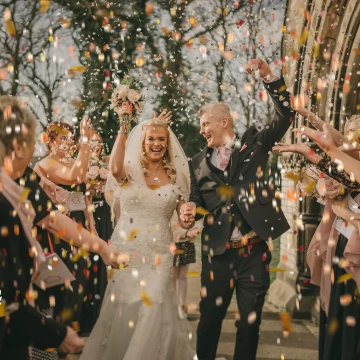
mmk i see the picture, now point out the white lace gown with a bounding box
[80,183,196,360]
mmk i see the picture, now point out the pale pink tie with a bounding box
[218,147,229,171]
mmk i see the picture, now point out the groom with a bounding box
[181,58,295,360]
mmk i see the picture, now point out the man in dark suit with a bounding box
[180,58,295,360]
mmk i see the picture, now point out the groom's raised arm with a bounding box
[189,161,206,221]
[258,77,295,152]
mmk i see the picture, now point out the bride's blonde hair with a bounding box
[140,118,176,184]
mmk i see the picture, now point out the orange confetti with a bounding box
[136,57,145,67]
[161,27,170,36]
[284,172,301,181]
[140,291,152,307]
[70,65,87,73]
[337,273,352,284]
[39,0,51,13]
[40,132,48,144]
[5,19,16,37]
[189,16,197,27]
[279,312,292,333]
[217,185,234,198]
[286,188,297,202]
[145,2,153,15]
[0,69,7,80]
[186,272,200,277]
[59,17,71,28]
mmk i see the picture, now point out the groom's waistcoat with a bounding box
[189,77,293,256]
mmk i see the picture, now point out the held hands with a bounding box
[180,202,196,228]
[245,58,274,82]
[186,227,200,241]
[58,326,85,354]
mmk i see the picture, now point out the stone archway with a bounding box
[267,0,360,319]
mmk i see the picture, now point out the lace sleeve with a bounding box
[316,158,360,189]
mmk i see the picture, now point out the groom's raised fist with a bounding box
[245,58,275,82]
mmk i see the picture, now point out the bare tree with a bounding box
[0,0,83,127]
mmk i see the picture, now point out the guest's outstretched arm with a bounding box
[292,102,345,147]
[295,125,360,184]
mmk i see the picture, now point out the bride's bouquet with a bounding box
[110,74,145,132]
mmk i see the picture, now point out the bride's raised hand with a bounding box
[155,109,172,123]
[116,102,133,119]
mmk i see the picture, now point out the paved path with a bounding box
[70,261,318,359]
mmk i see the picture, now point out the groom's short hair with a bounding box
[197,102,234,128]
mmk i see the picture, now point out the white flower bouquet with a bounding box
[110,74,145,132]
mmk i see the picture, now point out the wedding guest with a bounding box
[35,119,97,335]
[82,131,111,334]
[0,96,121,359]
[0,137,84,358]
[273,110,360,360]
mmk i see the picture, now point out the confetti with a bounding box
[39,0,51,13]
[140,291,153,306]
[279,312,292,333]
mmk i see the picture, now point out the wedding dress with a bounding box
[80,121,196,360]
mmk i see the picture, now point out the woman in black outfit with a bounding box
[0,98,84,359]
[0,96,121,359]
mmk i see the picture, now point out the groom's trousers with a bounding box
[196,240,272,360]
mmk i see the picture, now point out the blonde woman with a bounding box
[80,105,196,359]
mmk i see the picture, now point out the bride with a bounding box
[80,103,196,360]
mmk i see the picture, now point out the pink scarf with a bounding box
[34,162,69,205]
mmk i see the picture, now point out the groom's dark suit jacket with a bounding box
[189,77,295,256]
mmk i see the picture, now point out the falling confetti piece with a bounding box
[286,188,297,202]
[140,291,153,306]
[5,19,16,37]
[337,273,352,283]
[217,185,234,198]
[186,272,200,277]
[19,188,31,202]
[128,228,139,240]
[339,294,352,306]
[284,172,301,181]
[279,312,292,333]
[328,319,338,334]
[248,311,257,324]
[39,0,51,13]
[70,65,87,73]
[270,268,286,272]
[59,17,71,28]
[194,207,209,216]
